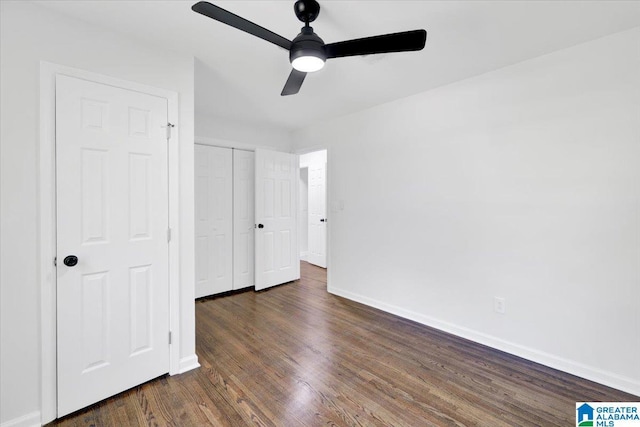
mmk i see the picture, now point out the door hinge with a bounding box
[169,331,172,345]
[165,122,175,139]
[54,256,57,267]
[167,228,172,243]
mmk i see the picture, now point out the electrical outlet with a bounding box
[494,297,506,314]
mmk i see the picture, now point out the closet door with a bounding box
[233,150,255,290]
[195,145,233,298]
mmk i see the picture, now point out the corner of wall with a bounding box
[0,412,41,427]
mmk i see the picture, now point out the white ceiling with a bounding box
[35,0,640,131]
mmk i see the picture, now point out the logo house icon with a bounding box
[577,403,595,427]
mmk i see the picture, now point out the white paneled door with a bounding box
[255,149,300,291]
[307,160,327,268]
[194,145,233,297]
[233,150,255,290]
[56,75,170,417]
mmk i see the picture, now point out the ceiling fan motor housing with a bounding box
[294,0,321,23]
[290,26,327,64]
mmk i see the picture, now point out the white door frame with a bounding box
[296,147,331,279]
[39,62,182,423]
[303,150,327,268]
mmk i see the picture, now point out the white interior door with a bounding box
[255,149,300,291]
[307,160,327,268]
[194,145,233,298]
[56,74,170,416]
[233,150,255,290]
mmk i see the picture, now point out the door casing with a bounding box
[297,147,331,285]
[39,62,185,424]
[307,155,327,268]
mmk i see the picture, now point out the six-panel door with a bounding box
[255,149,300,290]
[56,75,170,416]
[308,160,327,268]
[194,145,233,297]
[233,150,255,290]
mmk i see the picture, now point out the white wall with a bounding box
[293,28,640,395]
[195,113,293,152]
[299,150,327,169]
[0,2,197,425]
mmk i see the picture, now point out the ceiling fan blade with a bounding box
[325,29,426,59]
[192,1,292,50]
[281,69,307,96]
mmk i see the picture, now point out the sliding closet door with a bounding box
[195,145,233,298]
[233,150,255,290]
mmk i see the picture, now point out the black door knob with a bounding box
[257,224,264,229]
[63,255,78,267]
[320,218,325,222]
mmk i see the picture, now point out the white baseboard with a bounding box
[177,354,200,374]
[0,412,41,427]
[328,285,640,397]
[300,251,308,262]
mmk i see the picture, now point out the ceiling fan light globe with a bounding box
[292,55,325,72]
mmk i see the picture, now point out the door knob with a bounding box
[63,255,78,267]
[320,218,325,222]
[257,224,264,229]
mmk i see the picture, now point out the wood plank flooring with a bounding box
[50,262,638,426]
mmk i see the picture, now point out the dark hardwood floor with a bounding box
[51,262,637,426]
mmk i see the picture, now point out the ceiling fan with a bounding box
[192,0,427,96]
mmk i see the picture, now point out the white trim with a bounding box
[300,251,309,262]
[39,61,185,424]
[325,147,331,289]
[166,83,183,378]
[327,285,640,397]
[0,412,41,427]
[195,135,290,153]
[294,145,329,156]
[177,355,201,374]
[39,61,58,425]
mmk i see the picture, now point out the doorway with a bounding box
[299,150,327,269]
[39,63,189,424]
